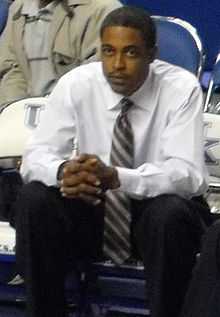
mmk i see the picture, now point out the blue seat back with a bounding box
[212,55,220,87]
[153,16,204,78]
[0,0,10,36]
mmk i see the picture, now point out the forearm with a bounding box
[117,158,208,200]
[0,69,28,106]
[0,2,28,104]
[21,77,77,185]
[21,149,66,186]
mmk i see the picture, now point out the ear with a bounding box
[146,45,157,63]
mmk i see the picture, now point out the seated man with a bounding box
[0,0,121,106]
[14,6,212,317]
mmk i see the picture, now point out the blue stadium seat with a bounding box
[0,0,10,36]
[152,16,204,78]
[121,0,220,72]
[84,261,149,316]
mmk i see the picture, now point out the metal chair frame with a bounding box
[203,54,220,214]
[204,53,220,113]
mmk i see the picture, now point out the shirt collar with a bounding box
[106,62,154,112]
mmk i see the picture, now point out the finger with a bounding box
[83,158,98,170]
[63,161,83,175]
[86,172,101,186]
[78,193,102,206]
[77,154,99,171]
[60,183,102,196]
[60,192,78,199]
[62,171,101,187]
[60,190,102,206]
[63,158,97,175]
[74,158,99,175]
[61,173,82,187]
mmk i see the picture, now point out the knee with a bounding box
[135,195,197,258]
[203,220,220,248]
[134,195,193,260]
[20,180,48,202]
[15,181,54,220]
[146,194,190,230]
[208,219,220,233]
[135,195,190,239]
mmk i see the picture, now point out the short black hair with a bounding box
[100,6,156,50]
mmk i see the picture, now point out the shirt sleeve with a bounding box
[0,2,28,106]
[116,84,209,199]
[20,76,76,186]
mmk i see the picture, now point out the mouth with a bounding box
[108,75,127,85]
[105,72,130,94]
[109,74,126,79]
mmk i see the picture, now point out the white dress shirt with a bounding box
[21,60,208,199]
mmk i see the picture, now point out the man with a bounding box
[15,6,212,317]
[0,0,121,107]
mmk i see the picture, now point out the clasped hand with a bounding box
[59,154,120,205]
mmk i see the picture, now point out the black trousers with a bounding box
[180,219,220,317]
[14,181,212,317]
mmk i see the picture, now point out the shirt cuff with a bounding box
[116,167,145,199]
[47,160,66,187]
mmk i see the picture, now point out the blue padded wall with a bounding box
[122,0,220,70]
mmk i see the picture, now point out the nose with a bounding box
[113,53,125,70]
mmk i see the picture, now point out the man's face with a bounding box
[101,26,154,96]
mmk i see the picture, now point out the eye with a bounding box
[125,47,139,58]
[101,46,114,56]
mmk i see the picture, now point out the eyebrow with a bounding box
[101,44,140,50]
[101,44,113,47]
[123,45,140,51]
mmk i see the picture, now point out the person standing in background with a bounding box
[0,0,121,107]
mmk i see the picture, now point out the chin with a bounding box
[110,84,129,96]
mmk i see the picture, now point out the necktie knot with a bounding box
[120,97,133,115]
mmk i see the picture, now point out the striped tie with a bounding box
[103,98,134,265]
